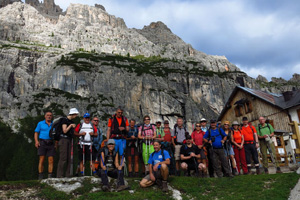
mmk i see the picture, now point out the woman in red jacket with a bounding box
[231,121,248,175]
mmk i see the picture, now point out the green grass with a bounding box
[0,173,298,200]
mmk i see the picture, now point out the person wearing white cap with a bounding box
[200,118,208,132]
[57,108,79,178]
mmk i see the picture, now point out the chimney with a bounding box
[282,91,293,102]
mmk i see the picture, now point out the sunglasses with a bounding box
[224,124,229,126]
[108,143,115,145]
[164,123,169,124]
[145,118,150,120]
[196,125,201,127]
[93,120,99,122]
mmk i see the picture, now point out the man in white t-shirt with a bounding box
[75,113,98,176]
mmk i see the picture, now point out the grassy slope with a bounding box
[0,173,299,200]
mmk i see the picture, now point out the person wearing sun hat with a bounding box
[57,108,79,178]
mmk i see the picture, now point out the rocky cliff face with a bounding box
[0,2,299,131]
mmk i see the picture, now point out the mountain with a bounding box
[0,2,299,131]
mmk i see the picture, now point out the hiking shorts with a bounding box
[174,145,182,161]
[113,139,126,156]
[78,144,95,161]
[38,139,56,157]
[126,143,139,156]
[143,169,163,181]
[224,146,235,156]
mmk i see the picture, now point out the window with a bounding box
[235,105,243,117]
[245,101,253,114]
[297,109,300,122]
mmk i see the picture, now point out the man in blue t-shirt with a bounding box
[34,111,55,180]
[140,140,170,192]
[203,119,233,178]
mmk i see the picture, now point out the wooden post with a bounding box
[289,121,300,154]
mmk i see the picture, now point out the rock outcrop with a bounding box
[0,2,299,132]
[25,0,63,17]
[0,0,21,8]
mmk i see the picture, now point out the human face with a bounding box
[116,109,123,118]
[223,123,229,129]
[210,122,217,129]
[153,142,161,152]
[130,120,135,128]
[164,123,169,128]
[233,125,239,130]
[107,143,115,151]
[196,124,201,130]
[92,118,99,125]
[243,120,248,126]
[156,123,161,128]
[177,119,183,127]
[201,121,207,127]
[259,117,265,124]
[83,117,90,123]
[144,117,150,125]
[186,138,192,145]
[45,112,53,122]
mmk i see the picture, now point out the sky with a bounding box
[31,0,300,81]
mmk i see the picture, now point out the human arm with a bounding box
[100,152,106,171]
[34,132,39,148]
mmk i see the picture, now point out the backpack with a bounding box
[93,128,103,151]
[207,128,222,140]
[77,122,96,142]
[249,124,257,144]
[102,147,117,160]
[49,117,65,141]
[258,123,271,134]
[141,124,155,136]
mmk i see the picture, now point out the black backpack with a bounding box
[49,117,65,141]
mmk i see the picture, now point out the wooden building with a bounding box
[218,86,300,165]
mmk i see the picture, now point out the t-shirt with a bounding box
[171,126,187,143]
[61,117,74,139]
[203,128,226,148]
[148,149,170,169]
[35,120,52,140]
[107,116,129,127]
[257,123,274,137]
[180,144,200,164]
[232,130,243,144]
[201,126,208,133]
[75,122,96,144]
[156,127,164,138]
[242,125,256,141]
[191,130,205,146]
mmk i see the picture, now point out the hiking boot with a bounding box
[38,173,43,180]
[276,167,282,174]
[256,168,261,175]
[102,185,110,192]
[162,181,168,192]
[48,173,53,178]
[233,168,239,176]
[116,185,130,192]
[264,168,269,174]
[156,179,163,189]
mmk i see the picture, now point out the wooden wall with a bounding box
[220,90,292,132]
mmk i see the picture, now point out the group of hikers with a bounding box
[34,107,283,192]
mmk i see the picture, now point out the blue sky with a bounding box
[29,0,300,81]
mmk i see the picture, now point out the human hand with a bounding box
[153,163,160,171]
[119,127,125,131]
[35,141,40,148]
[190,152,196,157]
[81,132,86,136]
[150,173,156,182]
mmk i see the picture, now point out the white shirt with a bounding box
[80,123,93,144]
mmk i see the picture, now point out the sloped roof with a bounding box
[218,86,300,120]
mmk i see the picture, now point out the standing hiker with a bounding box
[172,118,188,176]
[126,119,139,177]
[106,107,129,157]
[155,121,164,139]
[92,116,103,175]
[222,121,238,175]
[203,119,233,178]
[160,120,175,175]
[191,122,207,176]
[241,117,260,175]
[99,139,130,192]
[74,113,98,176]
[140,140,170,192]
[138,115,156,174]
[257,116,282,174]
[34,111,55,180]
[57,108,79,178]
[231,121,248,175]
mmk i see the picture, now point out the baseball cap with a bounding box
[210,119,217,123]
[83,113,90,118]
[186,135,192,140]
[69,108,79,115]
[232,121,239,126]
[242,117,248,121]
[107,139,115,145]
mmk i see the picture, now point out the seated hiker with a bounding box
[140,140,170,192]
[98,139,129,192]
[180,135,203,176]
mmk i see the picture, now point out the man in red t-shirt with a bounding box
[106,107,129,156]
[241,117,260,175]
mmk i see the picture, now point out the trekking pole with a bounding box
[145,137,148,176]
[70,138,73,176]
[193,156,199,177]
[118,154,125,187]
[82,144,85,176]
[90,143,93,176]
[100,154,107,174]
